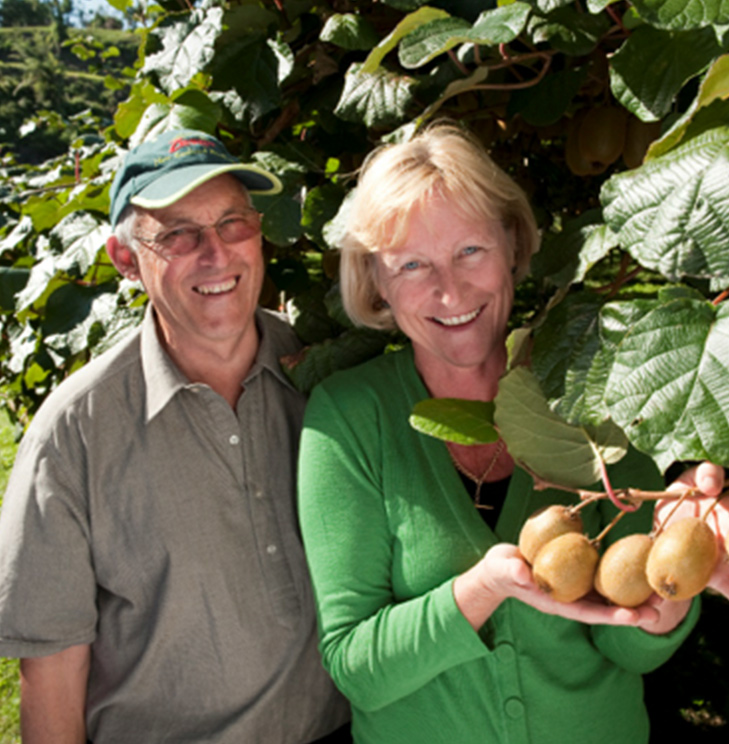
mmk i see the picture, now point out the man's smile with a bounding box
[193,276,239,295]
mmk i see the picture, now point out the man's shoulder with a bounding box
[256,307,302,357]
[28,326,143,434]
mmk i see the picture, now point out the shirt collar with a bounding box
[141,305,299,423]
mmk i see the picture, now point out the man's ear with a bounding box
[106,236,140,281]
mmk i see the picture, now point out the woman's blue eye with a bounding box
[402,260,420,271]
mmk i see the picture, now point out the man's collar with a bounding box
[140,306,188,423]
[141,305,298,423]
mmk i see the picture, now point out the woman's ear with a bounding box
[106,236,140,281]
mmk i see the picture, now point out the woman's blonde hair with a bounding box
[338,122,540,330]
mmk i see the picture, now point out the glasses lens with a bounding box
[217,213,261,243]
[158,226,200,258]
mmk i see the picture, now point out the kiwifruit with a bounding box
[622,117,662,169]
[577,105,628,169]
[532,532,599,603]
[594,533,654,608]
[565,111,606,177]
[518,504,584,565]
[646,517,719,601]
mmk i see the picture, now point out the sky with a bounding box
[71,0,126,26]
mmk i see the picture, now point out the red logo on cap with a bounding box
[169,137,215,153]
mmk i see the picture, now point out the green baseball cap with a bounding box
[108,129,282,227]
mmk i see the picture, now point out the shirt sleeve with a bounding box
[298,384,488,712]
[0,424,97,658]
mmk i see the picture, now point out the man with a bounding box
[0,130,350,742]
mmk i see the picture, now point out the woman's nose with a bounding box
[433,269,461,305]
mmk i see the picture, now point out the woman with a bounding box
[298,124,702,744]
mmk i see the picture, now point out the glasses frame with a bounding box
[132,208,262,261]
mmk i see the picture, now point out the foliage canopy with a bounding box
[0,0,728,487]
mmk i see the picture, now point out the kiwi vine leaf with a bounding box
[2,0,729,493]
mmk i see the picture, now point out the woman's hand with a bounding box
[654,462,729,601]
[454,543,661,630]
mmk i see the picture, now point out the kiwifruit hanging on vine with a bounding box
[594,533,654,607]
[565,111,606,177]
[532,532,599,603]
[646,517,719,601]
[622,117,662,169]
[518,504,584,565]
[577,105,628,170]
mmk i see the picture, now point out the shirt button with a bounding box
[266,544,278,555]
[229,434,240,445]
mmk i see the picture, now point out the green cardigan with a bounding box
[298,346,699,744]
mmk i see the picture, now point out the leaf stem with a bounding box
[712,289,729,305]
[599,457,639,512]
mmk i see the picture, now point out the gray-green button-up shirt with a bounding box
[0,307,349,743]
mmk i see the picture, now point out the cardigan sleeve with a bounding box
[298,383,489,712]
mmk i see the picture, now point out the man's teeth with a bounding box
[195,278,237,295]
[434,307,481,326]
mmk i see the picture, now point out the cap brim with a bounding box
[130,163,282,210]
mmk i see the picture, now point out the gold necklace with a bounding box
[449,439,505,509]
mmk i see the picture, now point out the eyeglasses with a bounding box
[133,209,262,260]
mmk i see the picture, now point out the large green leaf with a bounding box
[610,26,724,120]
[409,398,497,445]
[631,0,729,29]
[647,54,729,158]
[15,214,108,311]
[601,126,729,285]
[530,209,618,287]
[320,13,380,50]
[209,34,282,123]
[335,63,418,128]
[494,366,628,488]
[250,151,307,246]
[361,6,450,73]
[398,4,531,69]
[142,8,224,94]
[528,6,609,55]
[509,67,585,127]
[0,267,30,312]
[605,297,729,471]
[531,291,605,406]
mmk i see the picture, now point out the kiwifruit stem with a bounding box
[654,489,693,538]
[702,495,722,523]
[591,510,627,547]
[522,461,729,508]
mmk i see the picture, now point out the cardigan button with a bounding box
[495,642,515,662]
[504,697,525,719]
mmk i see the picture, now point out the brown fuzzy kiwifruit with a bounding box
[622,117,662,169]
[518,505,584,566]
[646,517,719,601]
[532,532,599,603]
[594,533,654,608]
[577,105,628,170]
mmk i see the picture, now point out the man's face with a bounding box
[130,174,265,360]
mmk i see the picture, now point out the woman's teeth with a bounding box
[434,307,481,326]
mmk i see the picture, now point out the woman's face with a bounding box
[374,194,515,380]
